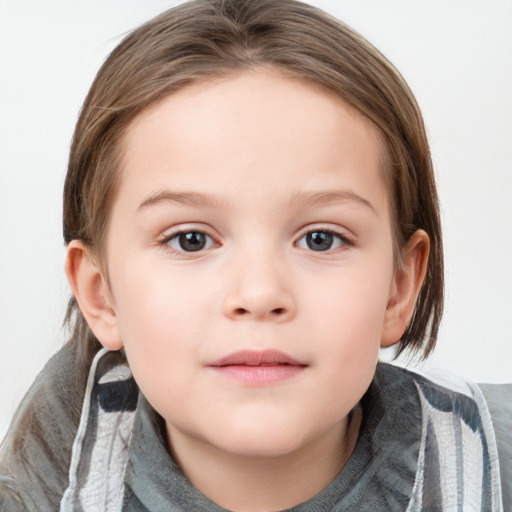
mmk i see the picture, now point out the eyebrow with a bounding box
[137,190,227,211]
[288,190,377,215]
[137,188,377,214]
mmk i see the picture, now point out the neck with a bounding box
[166,406,361,512]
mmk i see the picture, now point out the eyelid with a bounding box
[295,223,354,239]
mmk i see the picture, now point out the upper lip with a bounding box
[208,349,306,367]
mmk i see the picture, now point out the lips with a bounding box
[209,349,305,367]
[208,350,307,385]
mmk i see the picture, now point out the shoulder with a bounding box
[376,363,510,511]
[0,340,90,511]
[377,362,501,423]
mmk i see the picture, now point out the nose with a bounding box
[221,250,296,322]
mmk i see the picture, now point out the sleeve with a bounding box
[478,382,512,512]
[0,340,88,511]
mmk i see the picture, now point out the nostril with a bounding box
[272,308,285,315]
[234,308,248,315]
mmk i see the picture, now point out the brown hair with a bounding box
[63,0,443,368]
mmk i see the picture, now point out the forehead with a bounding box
[116,69,388,214]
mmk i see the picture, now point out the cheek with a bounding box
[108,260,214,390]
[307,261,393,337]
[112,253,214,336]
[302,254,394,381]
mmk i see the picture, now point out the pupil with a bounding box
[179,232,206,252]
[307,231,333,251]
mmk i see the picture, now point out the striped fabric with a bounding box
[405,370,503,511]
[60,349,137,512]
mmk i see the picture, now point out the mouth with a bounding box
[208,349,307,386]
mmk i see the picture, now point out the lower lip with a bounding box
[209,364,305,386]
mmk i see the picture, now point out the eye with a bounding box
[165,231,215,253]
[296,230,349,252]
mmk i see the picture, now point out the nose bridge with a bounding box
[222,237,296,321]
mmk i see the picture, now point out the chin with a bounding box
[210,419,317,459]
[221,436,306,459]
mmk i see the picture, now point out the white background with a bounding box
[0,0,511,440]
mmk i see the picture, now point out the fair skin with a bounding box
[66,69,428,511]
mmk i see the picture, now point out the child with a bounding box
[0,0,509,510]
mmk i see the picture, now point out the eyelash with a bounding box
[158,226,354,255]
[159,229,216,255]
[295,227,354,253]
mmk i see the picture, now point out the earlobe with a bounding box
[381,230,430,348]
[65,240,123,351]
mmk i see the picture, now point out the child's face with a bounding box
[105,70,397,459]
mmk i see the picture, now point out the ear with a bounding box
[381,230,430,348]
[65,240,123,350]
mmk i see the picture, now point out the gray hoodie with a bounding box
[0,342,510,511]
